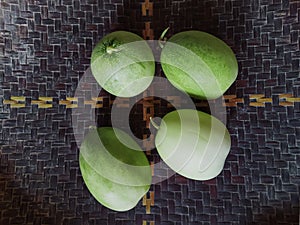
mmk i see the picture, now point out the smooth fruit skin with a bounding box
[91,31,155,97]
[80,154,150,212]
[160,31,238,100]
[79,127,151,211]
[154,109,231,180]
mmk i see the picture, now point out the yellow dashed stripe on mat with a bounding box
[279,94,300,106]
[32,97,53,108]
[143,221,155,225]
[3,94,300,108]
[3,96,26,108]
[141,0,155,219]
[142,191,155,214]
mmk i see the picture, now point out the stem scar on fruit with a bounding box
[106,46,121,54]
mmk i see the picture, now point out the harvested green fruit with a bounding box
[79,127,152,211]
[91,31,155,97]
[160,30,238,100]
[152,109,231,180]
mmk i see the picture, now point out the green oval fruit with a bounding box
[91,31,155,97]
[153,109,231,180]
[160,30,238,100]
[79,127,152,211]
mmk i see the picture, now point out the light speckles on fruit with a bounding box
[91,31,155,97]
[160,30,238,100]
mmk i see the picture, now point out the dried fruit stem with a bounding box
[158,27,170,49]
[150,117,160,130]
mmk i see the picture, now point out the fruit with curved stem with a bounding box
[152,109,231,180]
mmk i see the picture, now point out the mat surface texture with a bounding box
[0,0,300,224]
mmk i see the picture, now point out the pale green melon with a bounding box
[160,31,238,100]
[79,127,151,211]
[154,109,231,180]
[91,31,155,97]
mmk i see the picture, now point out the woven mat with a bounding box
[0,0,299,224]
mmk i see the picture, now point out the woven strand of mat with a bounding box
[141,0,155,219]
[3,96,25,108]
[110,98,130,108]
[84,97,104,108]
[3,94,300,108]
[142,0,153,16]
[278,94,300,106]
[59,97,78,108]
[142,221,155,225]
[31,97,53,108]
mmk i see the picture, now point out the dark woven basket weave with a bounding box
[0,0,299,224]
